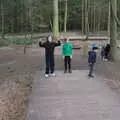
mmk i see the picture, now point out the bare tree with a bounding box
[53,0,59,39]
[81,0,84,35]
[108,0,111,41]
[110,0,117,60]
[1,0,5,39]
[93,0,96,33]
[64,0,68,32]
[84,0,89,36]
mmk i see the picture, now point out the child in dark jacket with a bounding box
[39,35,61,77]
[88,46,98,77]
[104,44,111,61]
[101,46,105,60]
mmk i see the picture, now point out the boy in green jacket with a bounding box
[62,38,73,73]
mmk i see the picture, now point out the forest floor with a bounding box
[0,41,120,119]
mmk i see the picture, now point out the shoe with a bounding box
[45,74,49,78]
[64,70,67,73]
[88,74,94,77]
[104,59,108,61]
[50,73,56,77]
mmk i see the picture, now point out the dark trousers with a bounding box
[89,63,94,76]
[105,52,109,59]
[64,56,71,71]
[45,55,54,74]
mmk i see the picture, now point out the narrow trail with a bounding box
[27,70,120,120]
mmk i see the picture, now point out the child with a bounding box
[104,44,111,61]
[88,46,98,77]
[39,35,61,77]
[101,46,105,60]
[62,38,73,73]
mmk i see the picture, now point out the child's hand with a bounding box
[70,56,72,59]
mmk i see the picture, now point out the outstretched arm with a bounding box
[39,41,45,48]
[70,44,73,59]
[54,41,61,47]
[62,44,65,59]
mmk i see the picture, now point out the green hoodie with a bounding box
[62,43,73,56]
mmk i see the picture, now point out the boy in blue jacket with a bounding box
[88,46,98,77]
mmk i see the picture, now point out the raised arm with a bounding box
[39,41,45,48]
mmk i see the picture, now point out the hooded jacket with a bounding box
[39,40,61,56]
[88,50,97,64]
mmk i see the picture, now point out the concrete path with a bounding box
[27,70,120,120]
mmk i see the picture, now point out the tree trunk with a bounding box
[98,8,101,35]
[93,0,96,33]
[64,0,67,33]
[1,0,5,39]
[81,0,84,35]
[110,0,117,60]
[49,16,53,32]
[53,0,59,39]
[84,0,88,35]
[108,0,111,41]
[11,18,14,33]
[28,0,33,39]
[83,0,89,56]
[13,7,18,33]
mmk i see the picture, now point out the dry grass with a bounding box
[0,72,33,120]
